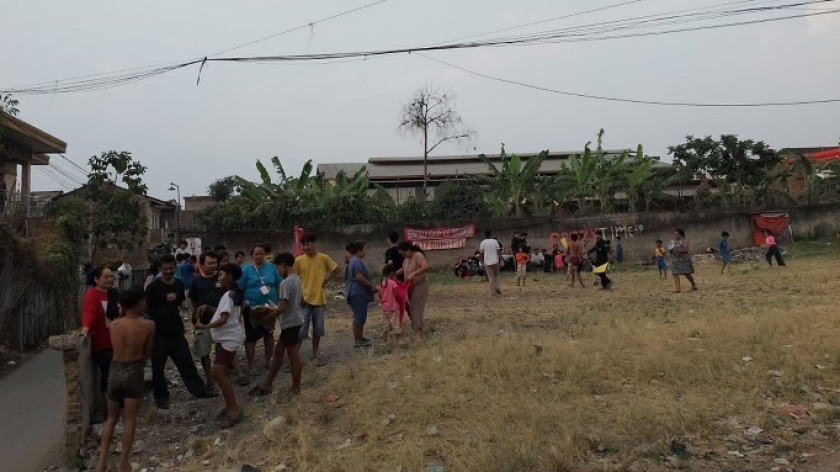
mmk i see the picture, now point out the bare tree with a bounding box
[399,85,475,200]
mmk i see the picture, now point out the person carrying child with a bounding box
[515,246,531,288]
[379,264,402,343]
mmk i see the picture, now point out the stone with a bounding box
[427,425,439,436]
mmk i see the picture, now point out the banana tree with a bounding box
[480,145,547,217]
[567,144,597,214]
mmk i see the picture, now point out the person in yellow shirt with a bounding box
[295,234,339,361]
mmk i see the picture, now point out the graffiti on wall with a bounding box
[548,224,644,248]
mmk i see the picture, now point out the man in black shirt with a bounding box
[588,230,612,289]
[385,232,404,272]
[145,254,211,409]
[190,251,225,395]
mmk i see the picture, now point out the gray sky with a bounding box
[3,0,839,202]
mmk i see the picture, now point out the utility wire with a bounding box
[208,0,394,57]
[3,0,837,96]
[419,53,840,107]
[7,0,395,92]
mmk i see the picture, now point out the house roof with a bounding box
[53,184,176,209]
[319,149,667,182]
[0,112,67,156]
[809,148,840,161]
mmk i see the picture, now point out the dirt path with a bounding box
[0,349,66,471]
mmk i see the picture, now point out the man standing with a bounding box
[189,251,225,396]
[480,230,503,296]
[588,230,612,289]
[145,254,213,409]
[295,234,339,361]
[385,232,404,272]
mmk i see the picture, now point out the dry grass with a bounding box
[181,245,840,471]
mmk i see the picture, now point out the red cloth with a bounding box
[752,214,790,245]
[394,280,412,327]
[82,288,112,352]
[293,226,306,257]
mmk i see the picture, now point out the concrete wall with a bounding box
[188,206,839,270]
[49,334,99,464]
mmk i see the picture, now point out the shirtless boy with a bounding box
[567,234,586,288]
[96,288,155,472]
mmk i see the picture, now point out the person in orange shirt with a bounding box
[654,240,667,280]
[515,246,531,288]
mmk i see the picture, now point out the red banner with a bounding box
[414,238,466,251]
[404,224,476,241]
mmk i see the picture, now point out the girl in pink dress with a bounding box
[379,264,402,342]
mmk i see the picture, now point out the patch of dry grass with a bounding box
[185,251,840,471]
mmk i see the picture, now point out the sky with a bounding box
[2,0,839,203]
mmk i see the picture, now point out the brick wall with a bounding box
[49,334,99,464]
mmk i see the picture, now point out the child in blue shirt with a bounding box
[719,231,732,275]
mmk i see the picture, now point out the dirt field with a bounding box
[92,242,840,472]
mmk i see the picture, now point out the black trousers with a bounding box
[92,348,113,392]
[766,245,786,266]
[597,272,612,288]
[151,332,206,402]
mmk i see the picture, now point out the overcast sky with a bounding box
[3,0,839,202]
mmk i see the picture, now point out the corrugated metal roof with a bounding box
[318,150,667,181]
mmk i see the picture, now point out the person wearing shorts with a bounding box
[254,253,305,395]
[295,234,339,361]
[567,234,586,288]
[95,288,154,472]
[345,242,378,348]
[197,263,245,429]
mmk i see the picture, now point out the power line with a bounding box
[3,0,837,96]
[57,153,90,177]
[7,0,395,92]
[419,53,840,107]
[208,0,394,57]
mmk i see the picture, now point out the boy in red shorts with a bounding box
[195,263,244,429]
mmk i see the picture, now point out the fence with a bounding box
[0,192,51,220]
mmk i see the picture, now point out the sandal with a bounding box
[691,285,698,291]
[214,408,228,421]
[235,376,252,387]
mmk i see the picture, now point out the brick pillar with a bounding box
[49,334,98,465]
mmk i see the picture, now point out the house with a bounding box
[184,195,216,212]
[52,184,178,245]
[0,113,67,216]
[318,150,667,203]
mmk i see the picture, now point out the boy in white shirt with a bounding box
[195,263,244,429]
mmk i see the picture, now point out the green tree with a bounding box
[208,176,239,203]
[84,151,149,262]
[429,178,491,220]
[669,135,781,209]
[480,145,547,217]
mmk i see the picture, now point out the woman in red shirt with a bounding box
[81,267,120,393]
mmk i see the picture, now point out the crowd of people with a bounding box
[81,231,430,472]
[79,226,789,471]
